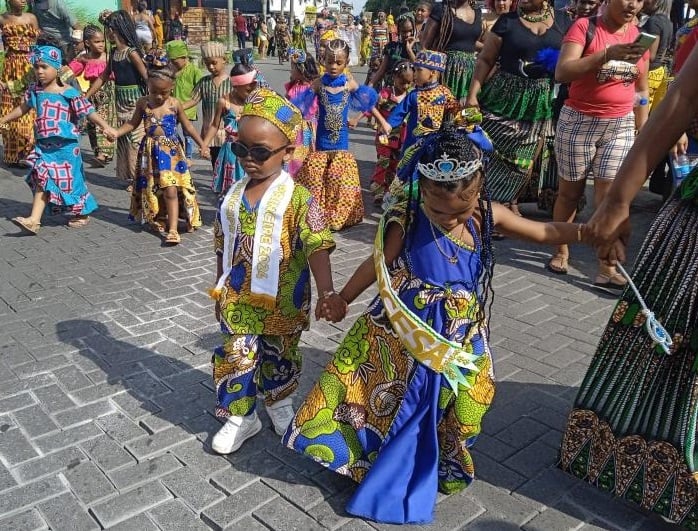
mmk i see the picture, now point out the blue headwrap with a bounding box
[30,45,62,70]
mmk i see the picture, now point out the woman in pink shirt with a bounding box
[548,0,649,291]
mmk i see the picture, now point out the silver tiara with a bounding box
[417,153,482,182]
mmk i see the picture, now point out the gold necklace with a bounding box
[429,219,466,265]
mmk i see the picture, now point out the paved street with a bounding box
[0,59,679,530]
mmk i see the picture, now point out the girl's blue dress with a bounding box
[24,85,98,215]
[283,204,495,524]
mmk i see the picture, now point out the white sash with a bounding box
[214,171,295,309]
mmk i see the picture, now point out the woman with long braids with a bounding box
[421,0,485,100]
[465,0,572,214]
[283,120,587,525]
[86,10,147,192]
[0,0,39,167]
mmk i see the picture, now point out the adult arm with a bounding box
[465,32,502,106]
[129,50,148,82]
[584,45,698,261]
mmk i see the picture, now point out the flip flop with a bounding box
[11,216,40,234]
[546,254,569,275]
[67,216,90,228]
[593,272,628,292]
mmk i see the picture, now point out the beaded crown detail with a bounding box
[418,153,482,182]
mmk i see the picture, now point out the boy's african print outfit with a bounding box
[0,23,39,165]
[212,103,244,195]
[192,74,231,166]
[560,170,698,528]
[212,173,335,417]
[370,86,408,200]
[130,99,202,232]
[284,202,494,525]
[293,74,377,231]
[23,85,98,216]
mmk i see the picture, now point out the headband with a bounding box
[30,45,62,70]
[231,70,257,86]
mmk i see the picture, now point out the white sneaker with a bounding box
[211,412,262,454]
[266,397,295,436]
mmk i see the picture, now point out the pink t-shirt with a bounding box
[564,17,649,118]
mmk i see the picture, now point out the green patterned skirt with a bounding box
[478,70,556,205]
[560,171,698,528]
[443,51,476,100]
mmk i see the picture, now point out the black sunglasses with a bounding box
[230,141,289,162]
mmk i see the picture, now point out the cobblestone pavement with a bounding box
[0,59,680,531]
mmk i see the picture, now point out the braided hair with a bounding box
[148,62,176,83]
[295,55,319,82]
[82,24,103,52]
[396,11,417,39]
[326,38,350,60]
[403,124,495,327]
[105,10,142,53]
[434,0,477,52]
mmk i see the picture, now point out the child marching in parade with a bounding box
[284,121,590,524]
[112,57,206,245]
[209,87,342,453]
[0,45,116,233]
[284,48,319,178]
[202,62,260,196]
[292,38,377,231]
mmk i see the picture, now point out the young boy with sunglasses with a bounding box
[209,87,344,454]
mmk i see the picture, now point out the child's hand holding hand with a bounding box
[348,116,360,129]
[104,127,118,141]
[315,292,347,323]
[200,146,211,160]
[381,123,392,136]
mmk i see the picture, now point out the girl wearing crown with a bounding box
[292,38,377,231]
[0,45,117,234]
[283,122,587,524]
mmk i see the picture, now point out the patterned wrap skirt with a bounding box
[115,84,145,183]
[479,70,557,208]
[130,135,202,232]
[443,51,476,100]
[559,175,698,528]
[87,81,116,161]
[295,149,364,231]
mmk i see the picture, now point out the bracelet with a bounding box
[577,223,584,242]
[321,290,337,298]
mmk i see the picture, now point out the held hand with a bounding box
[381,123,392,136]
[200,146,211,160]
[315,293,347,322]
[348,117,360,129]
[605,43,646,63]
[670,133,689,159]
[103,127,118,141]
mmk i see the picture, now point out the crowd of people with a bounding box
[1,0,698,527]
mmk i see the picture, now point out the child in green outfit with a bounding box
[166,40,203,162]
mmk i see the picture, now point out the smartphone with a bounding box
[634,32,658,53]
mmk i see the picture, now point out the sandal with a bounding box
[593,272,628,292]
[11,216,40,234]
[546,254,569,275]
[67,216,89,228]
[164,230,181,245]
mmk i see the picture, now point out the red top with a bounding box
[563,17,649,118]
[234,15,247,33]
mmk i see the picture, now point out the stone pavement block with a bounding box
[37,491,101,531]
[104,513,159,531]
[432,492,487,530]
[108,453,182,490]
[32,384,77,413]
[514,468,580,510]
[494,416,550,450]
[261,462,327,510]
[125,425,195,460]
[202,480,278,528]
[65,461,118,505]
[0,508,48,531]
[72,382,127,405]
[522,507,586,530]
[472,433,518,462]
[0,476,66,514]
[54,401,115,428]
[253,496,325,530]
[0,392,33,413]
[12,354,72,377]
[170,438,231,478]
[469,452,527,492]
[0,461,17,492]
[12,405,59,438]
[96,412,149,443]
[541,347,590,369]
[550,361,593,387]
[465,481,540,526]
[0,428,39,465]
[563,485,647,530]
[210,451,282,495]
[90,481,173,528]
[160,466,226,511]
[310,468,356,496]
[123,371,172,399]
[14,446,86,482]
[503,440,558,478]
[33,421,103,453]
[111,392,161,420]
[306,489,354,530]
[147,498,210,531]
[0,373,56,399]
[80,434,136,471]
[53,364,93,392]
[337,521,377,530]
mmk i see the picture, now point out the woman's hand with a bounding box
[463,94,479,109]
[605,43,647,63]
[670,132,689,159]
[315,293,348,322]
[582,200,631,264]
